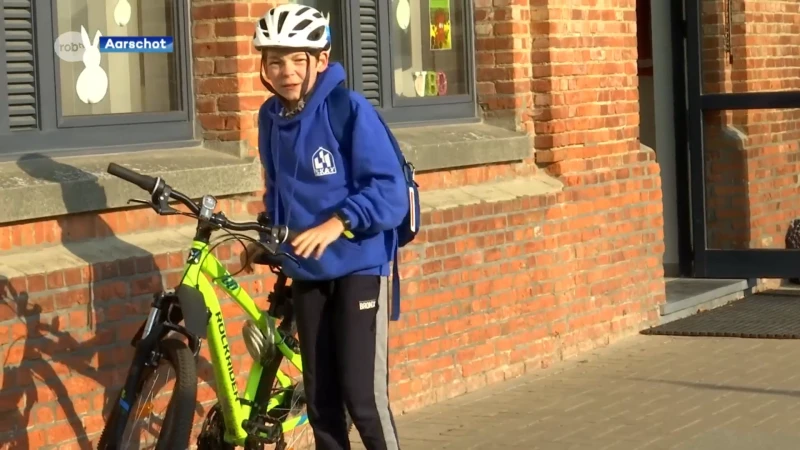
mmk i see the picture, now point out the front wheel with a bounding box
[97,338,198,450]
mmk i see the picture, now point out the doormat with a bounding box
[641,293,800,339]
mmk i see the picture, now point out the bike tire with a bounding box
[97,338,198,450]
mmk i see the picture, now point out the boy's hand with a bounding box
[292,217,346,259]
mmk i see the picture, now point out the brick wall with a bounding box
[702,0,800,251]
[445,0,665,393]
[194,0,275,155]
[0,0,666,449]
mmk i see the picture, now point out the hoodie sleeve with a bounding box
[338,98,408,234]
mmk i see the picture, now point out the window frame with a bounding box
[0,0,195,157]
[345,0,478,126]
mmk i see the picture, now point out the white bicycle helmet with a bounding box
[253,4,330,51]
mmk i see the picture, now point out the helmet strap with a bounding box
[299,52,313,100]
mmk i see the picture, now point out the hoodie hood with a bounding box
[264,62,347,124]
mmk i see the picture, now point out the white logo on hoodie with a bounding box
[312,147,337,177]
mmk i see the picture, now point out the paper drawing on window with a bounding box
[437,72,447,95]
[429,0,452,50]
[114,0,132,27]
[414,71,426,97]
[76,26,109,105]
[425,71,438,96]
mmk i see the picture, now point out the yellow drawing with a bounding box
[429,0,451,50]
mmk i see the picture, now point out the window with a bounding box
[0,0,193,156]
[299,0,477,125]
[390,0,469,99]
[371,0,476,124]
[285,0,347,68]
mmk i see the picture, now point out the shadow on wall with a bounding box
[0,154,213,448]
[0,275,97,450]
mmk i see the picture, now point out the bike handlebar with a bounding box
[107,163,160,194]
[107,163,298,243]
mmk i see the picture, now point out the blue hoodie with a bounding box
[258,63,408,281]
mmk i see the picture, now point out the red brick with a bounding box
[62,268,82,286]
[27,274,46,293]
[217,57,260,75]
[193,23,213,40]
[215,20,254,38]
[193,41,249,58]
[196,97,217,114]
[130,274,162,296]
[192,3,250,21]
[194,59,214,76]
[197,77,241,95]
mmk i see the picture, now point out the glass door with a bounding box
[685,0,800,278]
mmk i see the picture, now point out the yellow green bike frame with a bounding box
[183,240,305,447]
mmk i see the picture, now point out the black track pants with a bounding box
[292,275,400,450]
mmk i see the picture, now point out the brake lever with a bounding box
[126,197,179,216]
[127,198,151,207]
[256,239,299,266]
[153,186,180,215]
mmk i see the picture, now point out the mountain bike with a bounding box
[97,163,351,450]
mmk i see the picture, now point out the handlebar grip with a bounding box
[107,163,158,193]
[285,228,300,243]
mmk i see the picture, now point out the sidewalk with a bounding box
[353,335,800,449]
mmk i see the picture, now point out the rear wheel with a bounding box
[97,338,197,450]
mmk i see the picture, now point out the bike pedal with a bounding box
[283,335,301,353]
[243,416,281,444]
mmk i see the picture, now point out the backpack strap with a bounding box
[326,84,353,148]
[374,113,410,169]
[390,246,401,321]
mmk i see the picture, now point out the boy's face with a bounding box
[262,48,329,102]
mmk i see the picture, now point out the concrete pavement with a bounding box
[352,335,800,449]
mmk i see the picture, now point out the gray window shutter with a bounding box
[3,0,38,131]
[359,0,381,107]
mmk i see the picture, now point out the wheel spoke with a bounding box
[122,366,174,449]
[275,359,311,449]
[97,338,197,450]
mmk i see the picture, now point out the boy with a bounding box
[241,4,407,450]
